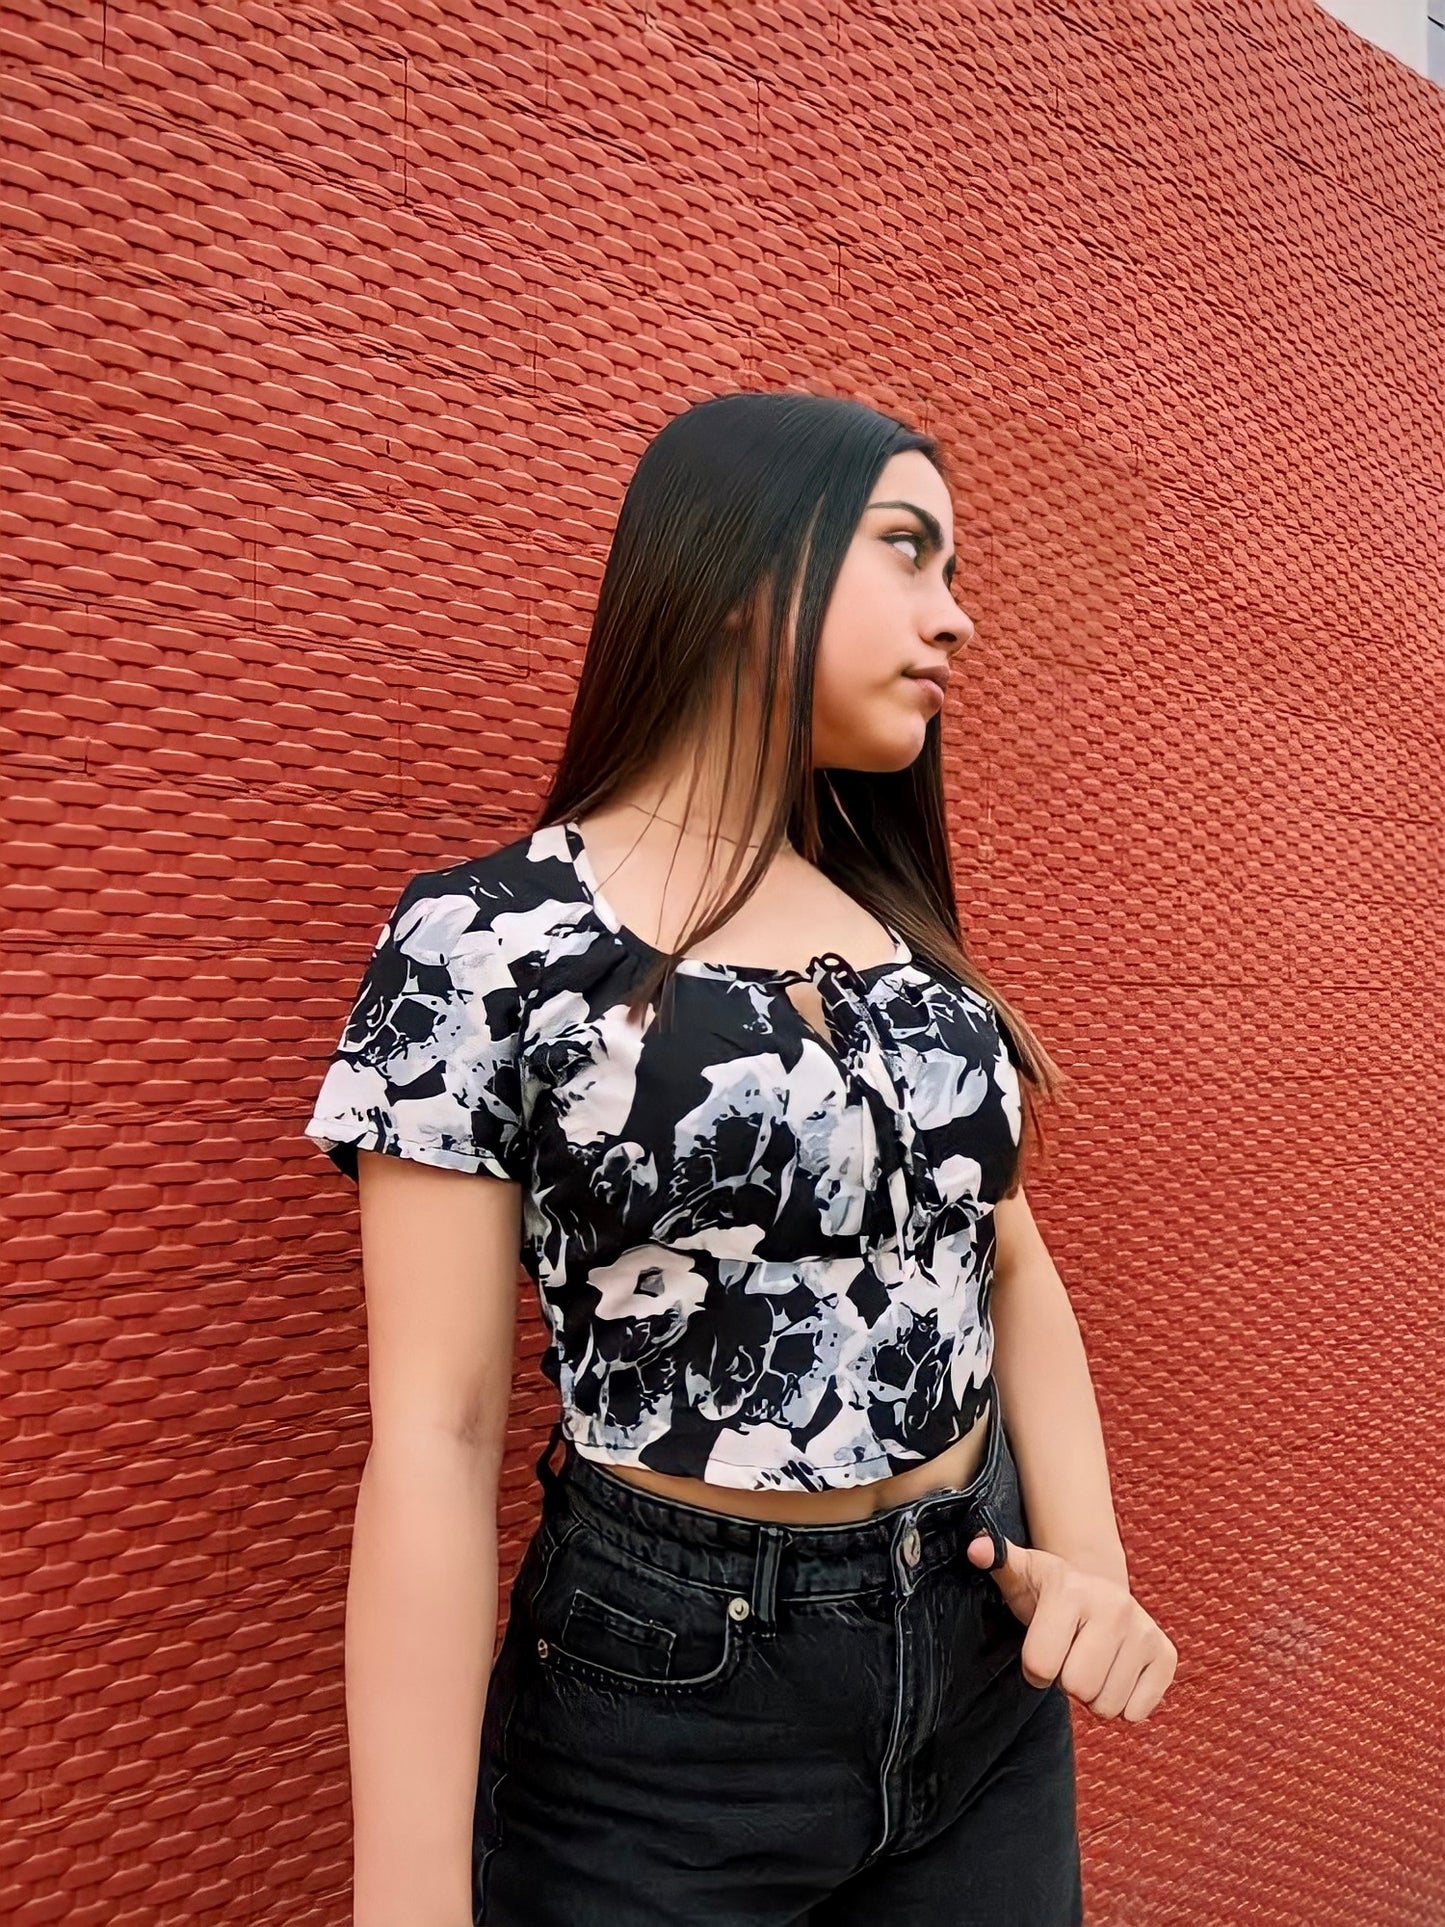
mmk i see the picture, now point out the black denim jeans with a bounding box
[473,1376,1084,1925]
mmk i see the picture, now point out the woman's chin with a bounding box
[816,724,928,770]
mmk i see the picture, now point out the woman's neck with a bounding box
[612,743,793,851]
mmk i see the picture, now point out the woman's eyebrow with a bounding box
[866,499,957,585]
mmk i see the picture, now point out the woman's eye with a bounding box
[885,531,925,564]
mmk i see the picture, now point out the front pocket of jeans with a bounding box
[529,1519,745,1694]
[560,1587,677,1676]
[967,1574,1033,1694]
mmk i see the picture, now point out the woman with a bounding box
[306,390,1177,1927]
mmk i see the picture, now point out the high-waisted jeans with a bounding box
[473,1374,1084,1925]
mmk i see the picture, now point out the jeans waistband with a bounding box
[531,1377,1012,1625]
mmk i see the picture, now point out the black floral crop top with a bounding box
[305,819,1023,1493]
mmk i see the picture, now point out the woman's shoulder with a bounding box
[379,820,591,991]
[393,818,584,919]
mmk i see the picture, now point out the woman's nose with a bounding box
[930,594,975,652]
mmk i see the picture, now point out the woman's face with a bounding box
[807,449,975,771]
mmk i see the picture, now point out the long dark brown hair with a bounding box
[534,388,1064,1190]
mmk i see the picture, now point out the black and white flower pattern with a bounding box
[306,819,1023,1493]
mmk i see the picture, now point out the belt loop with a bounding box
[533,1415,566,1501]
[969,1373,1008,1569]
[749,1525,787,1633]
[970,1501,1009,1572]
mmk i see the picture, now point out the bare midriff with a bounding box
[600,1399,993,1524]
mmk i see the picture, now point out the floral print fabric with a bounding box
[305,820,1023,1493]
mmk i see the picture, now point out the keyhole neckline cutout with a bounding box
[561,818,912,986]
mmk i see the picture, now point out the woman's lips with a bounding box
[906,671,946,705]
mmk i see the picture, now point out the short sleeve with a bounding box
[304,869,530,1185]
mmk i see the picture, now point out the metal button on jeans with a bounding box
[901,1525,922,1568]
[727,1596,751,1621]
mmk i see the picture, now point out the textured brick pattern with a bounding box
[2,1,1441,1921]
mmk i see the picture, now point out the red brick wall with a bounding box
[3,2,1441,1920]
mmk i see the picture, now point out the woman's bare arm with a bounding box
[347,1150,522,1927]
[989,1185,1129,1589]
